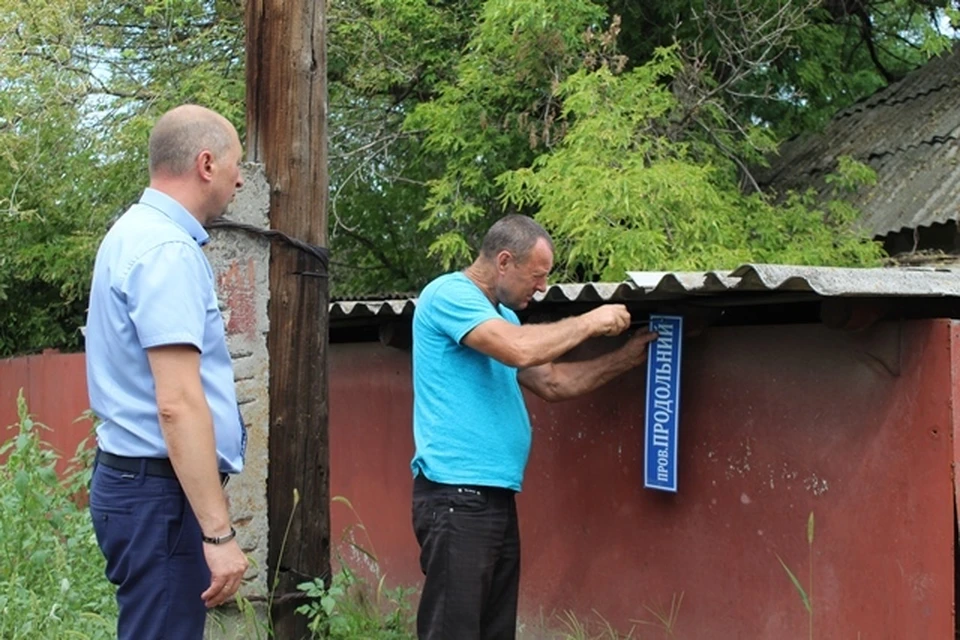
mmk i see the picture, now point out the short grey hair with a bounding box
[148,105,235,177]
[480,215,554,262]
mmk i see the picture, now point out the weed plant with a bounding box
[0,392,116,639]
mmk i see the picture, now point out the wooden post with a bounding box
[245,2,329,638]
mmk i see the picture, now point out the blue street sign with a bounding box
[644,315,683,492]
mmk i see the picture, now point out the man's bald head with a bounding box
[148,105,238,177]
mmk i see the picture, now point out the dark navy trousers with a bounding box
[89,460,209,640]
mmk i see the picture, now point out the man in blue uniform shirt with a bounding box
[411,215,658,639]
[85,104,248,640]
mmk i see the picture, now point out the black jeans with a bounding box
[412,474,520,640]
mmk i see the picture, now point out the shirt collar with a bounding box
[139,188,210,247]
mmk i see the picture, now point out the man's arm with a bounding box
[518,330,657,402]
[463,304,631,369]
[146,345,248,608]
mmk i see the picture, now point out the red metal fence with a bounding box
[4,321,959,637]
[328,320,957,638]
[0,350,93,475]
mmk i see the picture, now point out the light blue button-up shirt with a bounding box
[85,188,245,473]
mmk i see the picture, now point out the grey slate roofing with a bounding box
[756,44,960,238]
[329,263,960,320]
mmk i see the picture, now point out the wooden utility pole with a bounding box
[245,2,329,638]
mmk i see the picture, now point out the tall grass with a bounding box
[0,391,116,639]
[777,511,816,640]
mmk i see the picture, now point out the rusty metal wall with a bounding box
[3,319,956,637]
[329,320,956,638]
[0,351,92,474]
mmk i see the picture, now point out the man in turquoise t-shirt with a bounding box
[411,215,657,640]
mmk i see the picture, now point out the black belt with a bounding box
[96,449,229,486]
[414,473,515,499]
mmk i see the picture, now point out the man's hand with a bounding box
[581,304,632,337]
[624,328,658,364]
[201,539,249,608]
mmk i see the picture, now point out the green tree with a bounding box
[1,0,957,355]
[324,0,482,296]
[499,50,883,278]
[406,0,902,275]
[0,0,244,356]
[606,0,958,135]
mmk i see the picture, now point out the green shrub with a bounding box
[0,391,116,639]
[296,568,417,639]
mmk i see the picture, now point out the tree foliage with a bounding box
[0,0,243,356]
[330,0,955,280]
[324,0,481,296]
[497,48,884,278]
[0,0,957,355]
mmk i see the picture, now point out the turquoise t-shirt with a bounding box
[411,272,532,491]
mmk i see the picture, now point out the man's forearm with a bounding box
[551,346,642,400]
[148,346,233,539]
[511,315,595,368]
[160,401,231,538]
[466,305,632,369]
[531,331,655,401]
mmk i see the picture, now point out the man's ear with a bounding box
[196,149,215,183]
[496,250,513,274]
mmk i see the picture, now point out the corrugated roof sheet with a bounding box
[630,263,960,296]
[757,44,960,237]
[329,263,960,319]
